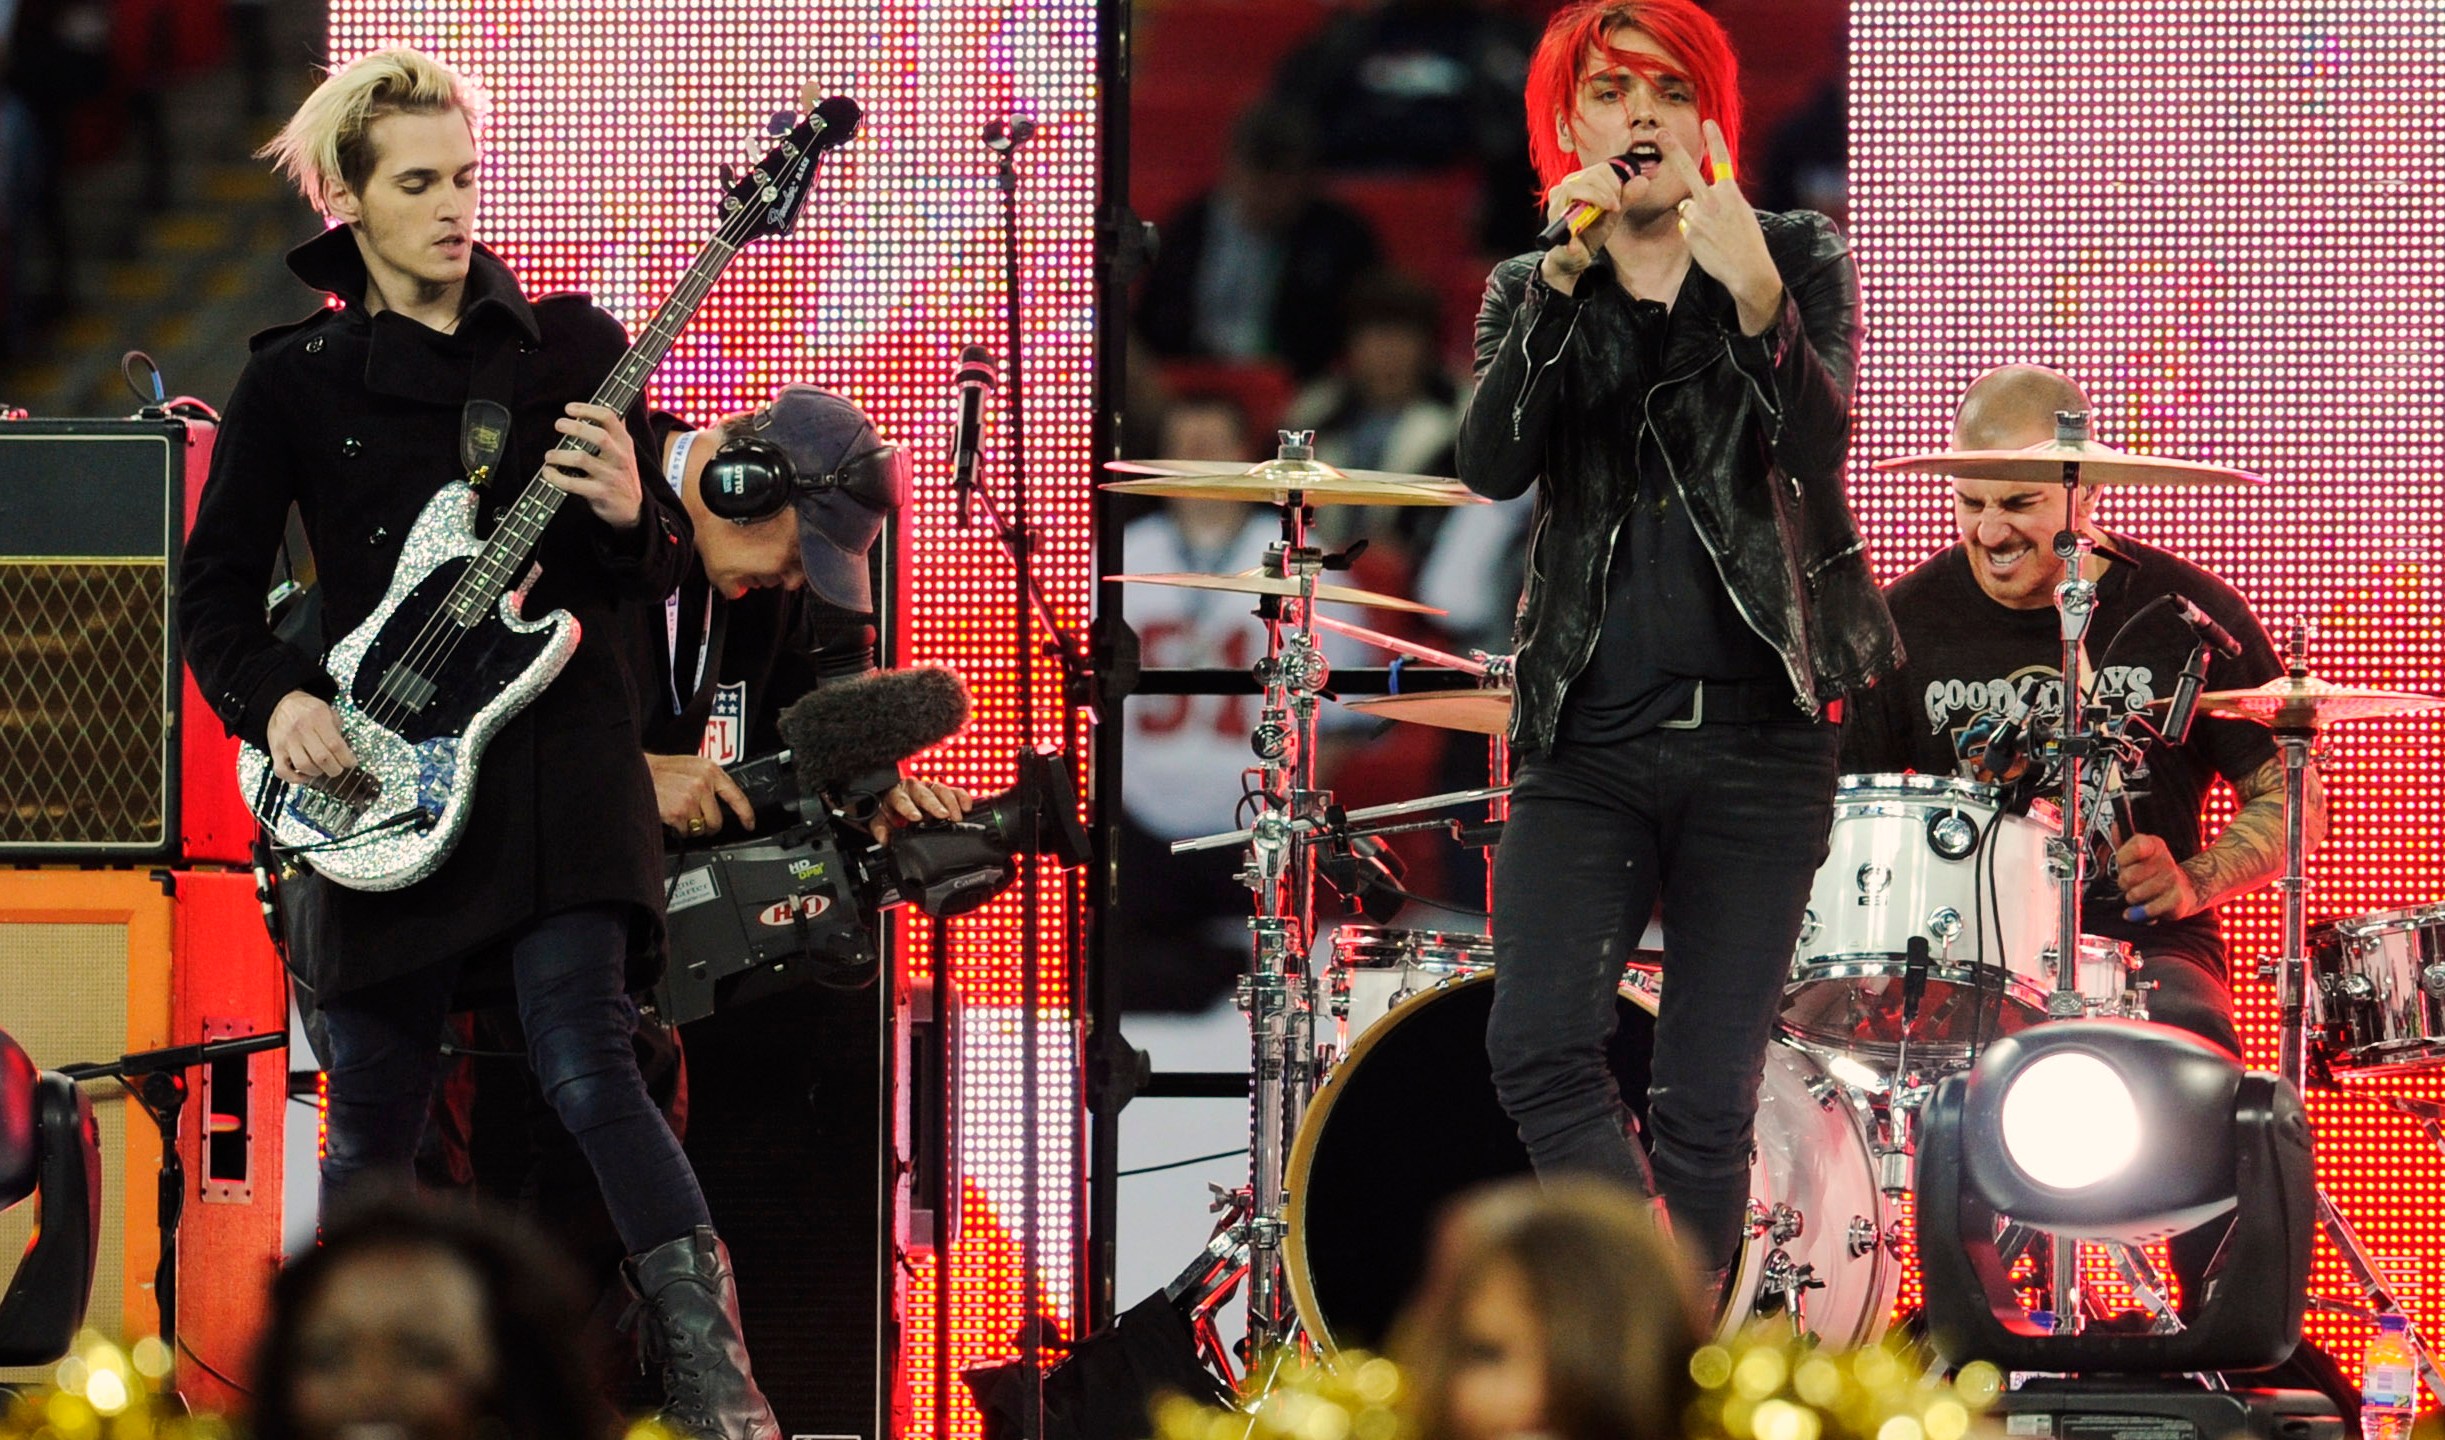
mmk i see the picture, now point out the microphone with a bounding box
[777,667,972,818]
[983,116,1038,153]
[1533,155,1636,252]
[950,345,996,530]
[2170,595,2243,659]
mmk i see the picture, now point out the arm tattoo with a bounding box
[2180,755,2329,912]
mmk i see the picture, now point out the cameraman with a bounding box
[632,384,970,840]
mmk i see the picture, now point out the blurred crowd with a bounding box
[1117,0,1847,1012]
[0,0,273,359]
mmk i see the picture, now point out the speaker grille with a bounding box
[0,919,140,1383]
[0,560,171,848]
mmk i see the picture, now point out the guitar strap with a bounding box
[461,333,520,496]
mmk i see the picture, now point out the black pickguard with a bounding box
[350,558,558,743]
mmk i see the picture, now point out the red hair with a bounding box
[1523,0,1744,191]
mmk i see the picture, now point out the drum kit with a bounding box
[1107,421,2445,1384]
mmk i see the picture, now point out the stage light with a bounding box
[1916,1019,2314,1372]
[1996,1050,2141,1192]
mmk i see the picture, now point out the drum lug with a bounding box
[2423,962,2445,1000]
[1928,907,1963,946]
[1838,1212,1877,1261]
[1747,1201,1804,1246]
[1797,907,1820,948]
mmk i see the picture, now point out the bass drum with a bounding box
[1284,971,1898,1354]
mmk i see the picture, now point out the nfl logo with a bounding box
[699,681,749,764]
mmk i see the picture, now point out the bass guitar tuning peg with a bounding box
[719,162,738,188]
[769,110,793,137]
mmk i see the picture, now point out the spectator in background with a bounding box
[1286,269,1464,482]
[1287,269,1466,568]
[1390,1177,1704,1440]
[1114,392,1281,1012]
[1136,108,1382,379]
[1268,0,1543,253]
[250,1196,614,1440]
[3,0,106,330]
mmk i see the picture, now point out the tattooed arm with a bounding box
[2114,755,2329,922]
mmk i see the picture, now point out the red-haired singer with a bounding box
[1454,0,1900,1291]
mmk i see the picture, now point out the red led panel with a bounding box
[327,7,1098,1433]
[1854,0,2445,1380]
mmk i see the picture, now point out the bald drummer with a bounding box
[1840,362,2326,1314]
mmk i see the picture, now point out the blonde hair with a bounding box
[259,46,488,214]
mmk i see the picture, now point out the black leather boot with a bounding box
[624,1227,780,1440]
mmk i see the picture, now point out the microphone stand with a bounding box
[60,1030,288,1357]
[965,113,1093,1440]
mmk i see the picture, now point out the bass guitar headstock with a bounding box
[722,85,862,243]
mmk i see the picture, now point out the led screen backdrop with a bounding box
[1852,1,2445,1365]
[327,5,1099,1434]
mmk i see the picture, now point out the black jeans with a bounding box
[2132,941,2241,1315]
[1487,722,1840,1272]
[321,904,711,1253]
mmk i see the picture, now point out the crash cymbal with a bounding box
[1103,456,1484,507]
[2189,674,2445,730]
[1107,570,1445,615]
[1873,439,2264,488]
[1343,689,1514,735]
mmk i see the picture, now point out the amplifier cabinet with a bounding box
[0,417,247,863]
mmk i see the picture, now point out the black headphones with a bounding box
[698,432,908,523]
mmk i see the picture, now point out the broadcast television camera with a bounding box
[653,747,1089,1024]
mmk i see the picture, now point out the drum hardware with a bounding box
[2198,624,2445,1402]
[1878,416,2274,1333]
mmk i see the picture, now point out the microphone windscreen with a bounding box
[778,666,971,794]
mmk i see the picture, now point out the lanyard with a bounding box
[663,430,713,714]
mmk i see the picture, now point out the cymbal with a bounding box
[1107,569,1445,615]
[1103,456,1484,507]
[1343,689,1514,735]
[2189,674,2445,730]
[1873,439,2264,488]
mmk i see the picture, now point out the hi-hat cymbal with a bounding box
[1343,689,1514,735]
[1103,456,1484,507]
[1108,569,1445,615]
[2189,674,2445,730]
[1873,439,2264,488]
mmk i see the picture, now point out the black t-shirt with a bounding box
[1557,293,1787,744]
[1839,535,2282,970]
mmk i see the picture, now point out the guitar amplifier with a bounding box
[0,416,252,863]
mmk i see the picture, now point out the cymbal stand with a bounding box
[2042,410,2102,1330]
[1231,432,1334,1356]
[2258,624,2445,1404]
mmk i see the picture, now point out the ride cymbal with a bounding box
[1107,570,1445,615]
[1873,439,2264,488]
[1342,690,1515,735]
[2189,674,2445,730]
[1102,456,1483,507]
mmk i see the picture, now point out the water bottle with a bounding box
[2361,1313,2417,1440]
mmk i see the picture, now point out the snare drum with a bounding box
[2309,903,2445,1075]
[1782,774,2061,1063]
[1327,925,1494,1049]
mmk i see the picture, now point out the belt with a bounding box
[1656,677,1810,729]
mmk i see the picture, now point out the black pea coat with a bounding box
[178,226,691,1002]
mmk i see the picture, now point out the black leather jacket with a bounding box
[1455,209,1903,754]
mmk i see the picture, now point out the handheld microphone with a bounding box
[777,666,973,815]
[983,116,1039,153]
[1533,156,1636,252]
[2170,594,2243,659]
[950,345,996,530]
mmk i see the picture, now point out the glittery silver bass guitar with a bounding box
[239,89,860,892]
